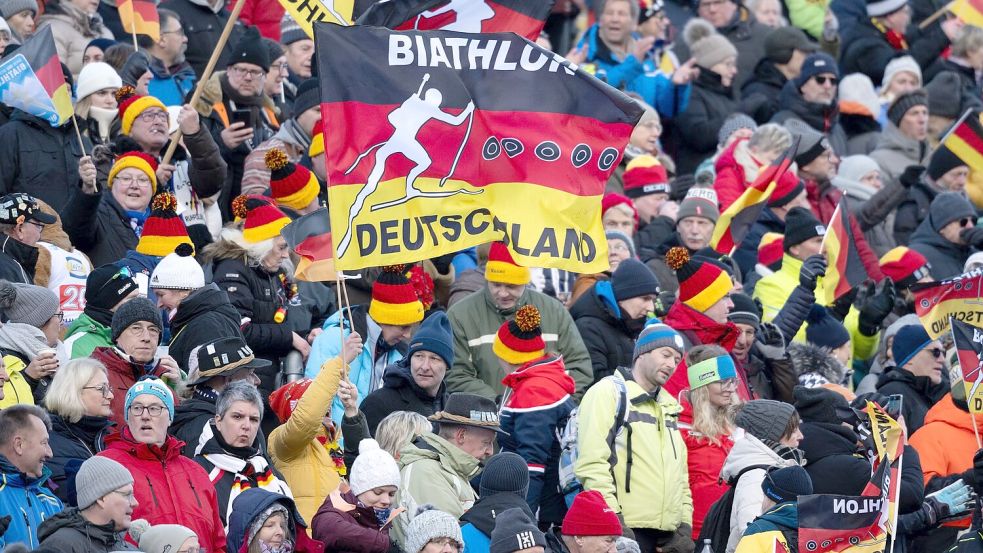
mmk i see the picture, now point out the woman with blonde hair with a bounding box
[375,411,432,460]
[44,358,115,503]
[678,344,742,539]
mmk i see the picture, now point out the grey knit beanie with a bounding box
[929,192,976,232]
[129,519,197,553]
[405,507,464,553]
[479,452,530,498]
[111,296,163,343]
[735,400,796,443]
[683,19,737,70]
[75,456,134,510]
[0,0,37,19]
[717,113,758,147]
[887,89,929,128]
[0,281,59,328]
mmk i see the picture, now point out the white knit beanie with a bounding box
[838,73,880,118]
[880,55,921,91]
[76,62,123,102]
[349,439,401,496]
[149,244,205,290]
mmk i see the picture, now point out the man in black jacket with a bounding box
[158,0,244,79]
[0,193,55,284]
[570,259,659,385]
[794,386,872,495]
[877,324,948,433]
[742,26,817,123]
[360,311,453,434]
[170,336,270,457]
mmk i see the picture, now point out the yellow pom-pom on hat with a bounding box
[493,304,546,365]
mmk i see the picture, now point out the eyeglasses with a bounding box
[609,242,630,253]
[276,62,289,74]
[128,404,165,417]
[137,110,169,123]
[160,28,185,36]
[83,384,113,397]
[53,312,63,321]
[927,348,945,359]
[427,537,462,552]
[813,75,839,86]
[111,489,136,501]
[176,548,200,553]
[27,221,45,231]
[230,65,265,79]
[125,324,161,338]
[718,377,739,390]
[961,217,974,227]
[114,175,153,188]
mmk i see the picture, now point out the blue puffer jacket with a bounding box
[304,305,407,426]
[577,24,690,118]
[226,488,323,553]
[0,455,64,550]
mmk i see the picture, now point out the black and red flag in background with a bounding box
[314,23,642,271]
[356,0,554,40]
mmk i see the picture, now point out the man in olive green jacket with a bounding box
[446,242,592,401]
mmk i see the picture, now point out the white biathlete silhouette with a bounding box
[335,73,479,257]
[416,0,495,33]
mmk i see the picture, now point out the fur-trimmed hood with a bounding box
[201,236,253,266]
[788,342,846,386]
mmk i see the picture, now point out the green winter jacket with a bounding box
[574,374,693,531]
[446,287,592,401]
[63,313,113,359]
[392,432,481,548]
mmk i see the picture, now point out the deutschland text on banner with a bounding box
[0,26,73,127]
[941,108,983,172]
[710,137,798,253]
[315,24,642,271]
[913,269,983,339]
[281,207,336,282]
[821,197,870,305]
[116,0,161,41]
[279,0,352,38]
[950,317,983,413]
[356,0,554,40]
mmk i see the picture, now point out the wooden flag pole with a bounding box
[919,2,951,29]
[335,273,349,382]
[132,29,139,51]
[70,116,87,156]
[160,0,246,166]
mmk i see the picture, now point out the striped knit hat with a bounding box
[136,193,193,257]
[880,247,930,290]
[368,265,425,326]
[633,317,685,363]
[232,194,291,243]
[265,148,319,211]
[486,242,530,285]
[758,232,784,271]
[665,246,732,313]
[623,155,669,199]
[109,151,158,195]
[308,119,325,157]
[687,354,738,390]
[116,85,168,135]
[493,304,546,365]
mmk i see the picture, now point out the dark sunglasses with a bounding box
[961,217,974,227]
[813,75,838,86]
[927,348,944,359]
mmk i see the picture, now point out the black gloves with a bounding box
[899,165,925,189]
[755,321,786,361]
[431,252,456,275]
[660,524,695,553]
[960,226,983,249]
[654,290,675,319]
[799,254,827,292]
[855,279,896,336]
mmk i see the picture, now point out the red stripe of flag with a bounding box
[954,119,983,154]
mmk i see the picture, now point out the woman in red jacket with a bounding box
[310,438,402,553]
[98,377,228,553]
[678,345,741,539]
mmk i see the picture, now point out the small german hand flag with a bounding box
[821,197,869,305]
[116,0,160,41]
[950,0,983,27]
[282,207,335,282]
[0,26,73,127]
[942,109,983,172]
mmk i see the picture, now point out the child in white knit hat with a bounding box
[310,439,403,553]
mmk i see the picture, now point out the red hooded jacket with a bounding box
[91,347,172,429]
[99,429,227,553]
[678,400,736,539]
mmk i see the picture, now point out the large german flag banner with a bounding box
[950,0,983,27]
[913,269,983,338]
[797,492,889,553]
[316,24,641,271]
[356,0,554,40]
[281,207,336,282]
[941,109,983,171]
[116,0,160,41]
[821,197,869,305]
[710,138,798,254]
[0,27,72,127]
[950,317,983,413]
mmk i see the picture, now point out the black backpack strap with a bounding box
[726,464,773,486]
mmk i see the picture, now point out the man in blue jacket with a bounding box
[0,405,63,549]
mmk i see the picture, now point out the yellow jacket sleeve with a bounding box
[574,378,622,512]
[0,356,33,409]
[268,357,343,461]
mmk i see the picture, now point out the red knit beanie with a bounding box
[879,247,930,289]
[757,232,784,271]
[666,246,732,313]
[493,305,546,365]
[562,490,623,536]
[265,148,319,211]
[486,242,530,285]
[623,155,669,199]
[136,193,193,257]
[232,194,291,243]
[601,193,639,228]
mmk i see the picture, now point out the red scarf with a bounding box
[872,18,908,50]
